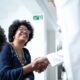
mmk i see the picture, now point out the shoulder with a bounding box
[1,42,12,55]
[23,48,31,58]
[23,48,30,53]
[0,43,12,62]
[0,42,9,52]
[3,43,11,50]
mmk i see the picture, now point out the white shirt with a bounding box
[47,0,80,80]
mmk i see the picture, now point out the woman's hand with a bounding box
[32,57,49,73]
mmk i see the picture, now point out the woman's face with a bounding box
[14,25,30,44]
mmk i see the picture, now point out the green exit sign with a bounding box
[33,15,43,20]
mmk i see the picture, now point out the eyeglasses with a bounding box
[18,28,31,34]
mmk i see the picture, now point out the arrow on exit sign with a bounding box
[33,15,43,20]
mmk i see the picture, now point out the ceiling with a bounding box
[0,0,43,19]
[0,0,58,30]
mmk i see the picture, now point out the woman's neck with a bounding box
[11,40,24,50]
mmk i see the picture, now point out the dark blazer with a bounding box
[0,43,34,80]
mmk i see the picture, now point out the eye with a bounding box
[18,28,30,34]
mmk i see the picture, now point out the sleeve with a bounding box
[0,43,24,80]
[24,48,34,80]
[46,50,63,67]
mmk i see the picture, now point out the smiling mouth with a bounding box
[22,34,29,38]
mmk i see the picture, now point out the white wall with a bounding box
[27,14,47,80]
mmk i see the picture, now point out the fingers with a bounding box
[34,62,46,73]
[32,57,49,73]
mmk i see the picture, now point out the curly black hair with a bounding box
[0,26,6,51]
[8,20,34,46]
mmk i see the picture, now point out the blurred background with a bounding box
[0,0,63,80]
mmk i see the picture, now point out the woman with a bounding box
[0,20,36,80]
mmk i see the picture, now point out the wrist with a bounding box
[23,63,34,75]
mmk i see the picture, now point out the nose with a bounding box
[23,29,30,34]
